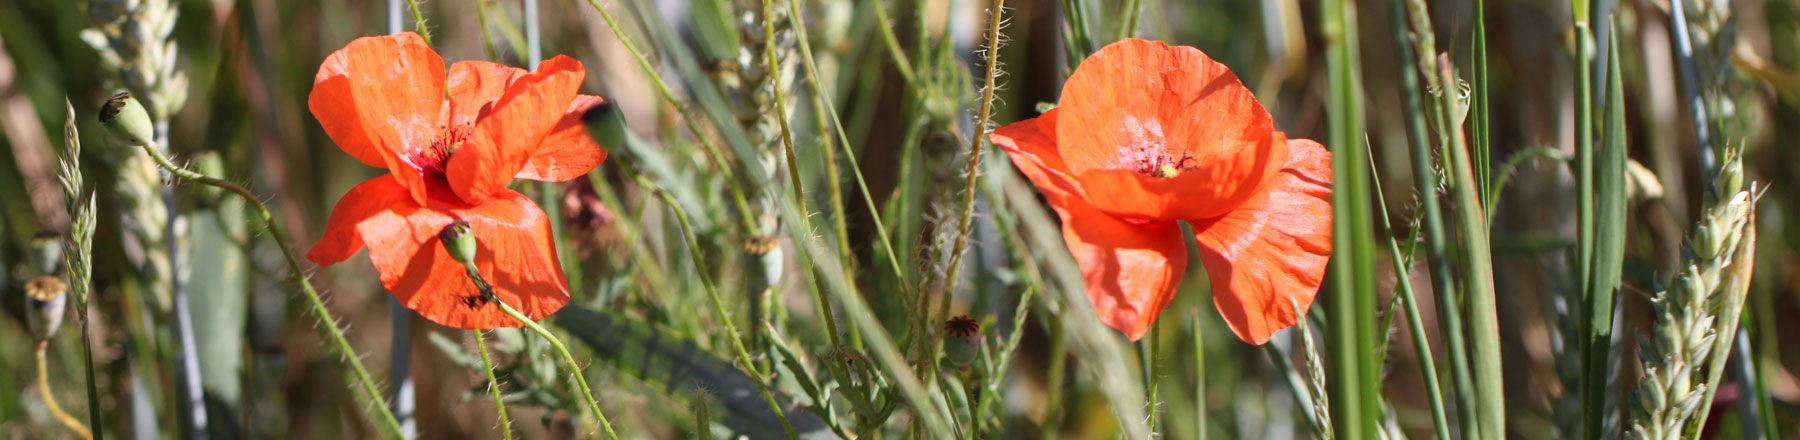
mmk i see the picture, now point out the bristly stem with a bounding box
[785,0,912,296]
[933,0,1007,385]
[582,0,763,236]
[472,330,513,440]
[1320,0,1379,437]
[458,263,621,440]
[137,146,405,439]
[625,167,801,440]
[403,0,432,45]
[759,0,844,349]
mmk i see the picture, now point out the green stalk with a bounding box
[1321,0,1378,437]
[1581,25,1628,440]
[786,0,911,294]
[930,0,1008,384]
[870,0,918,86]
[403,0,432,45]
[459,264,620,440]
[1368,142,1453,440]
[582,0,762,236]
[759,0,844,348]
[1382,1,1477,434]
[1435,56,1505,440]
[137,146,403,439]
[1114,0,1142,42]
[625,169,800,440]
[783,1,855,283]
[1191,313,1207,440]
[1136,332,1159,434]
[1472,0,1491,199]
[472,330,513,440]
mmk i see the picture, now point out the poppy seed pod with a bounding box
[24,276,68,341]
[943,315,980,368]
[99,91,155,147]
[439,221,478,265]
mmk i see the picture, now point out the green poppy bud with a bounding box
[943,315,980,368]
[581,101,629,158]
[438,221,478,265]
[98,91,155,147]
[25,276,67,341]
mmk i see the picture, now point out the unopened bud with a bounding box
[943,315,980,368]
[24,276,68,341]
[438,221,478,265]
[99,91,155,147]
[581,100,628,158]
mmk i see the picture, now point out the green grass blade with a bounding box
[1382,1,1477,435]
[1320,0,1379,437]
[554,308,835,439]
[1580,24,1628,440]
[1368,143,1453,440]
[1472,0,1491,200]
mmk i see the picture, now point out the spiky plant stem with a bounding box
[135,145,404,439]
[931,0,1007,390]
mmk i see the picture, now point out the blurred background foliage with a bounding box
[0,0,1796,438]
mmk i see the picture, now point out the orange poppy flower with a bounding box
[991,38,1331,344]
[304,32,607,329]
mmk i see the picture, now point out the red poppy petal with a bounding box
[515,94,609,182]
[306,175,413,266]
[1055,38,1284,219]
[309,32,445,173]
[448,55,586,204]
[1049,192,1188,342]
[1191,137,1331,345]
[446,60,527,128]
[991,108,1085,198]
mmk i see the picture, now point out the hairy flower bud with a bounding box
[99,91,155,147]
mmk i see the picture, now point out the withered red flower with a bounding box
[991,38,1332,344]
[305,32,607,329]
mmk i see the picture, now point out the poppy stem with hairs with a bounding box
[132,143,406,439]
[473,328,513,440]
[442,239,619,440]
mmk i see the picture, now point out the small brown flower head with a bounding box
[945,315,980,338]
[943,315,981,368]
[24,276,68,341]
[743,236,779,255]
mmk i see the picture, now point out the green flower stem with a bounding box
[869,0,918,86]
[932,0,1007,387]
[457,262,619,440]
[472,329,512,440]
[784,0,911,301]
[625,167,800,440]
[404,0,432,45]
[759,0,844,348]
[136,146,404,439]
[581,0,761,236]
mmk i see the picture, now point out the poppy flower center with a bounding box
[1117,147,1198,179]
[407,124,474,176]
